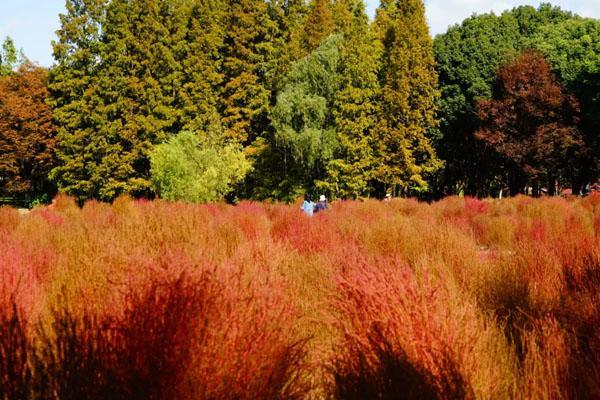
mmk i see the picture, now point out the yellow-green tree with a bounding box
[302,0,335,52]
[320,0,380,198]
[179,0,226,134]
[220,0,277,143]
[373,0,442,196]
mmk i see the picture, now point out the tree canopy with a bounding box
[0,1,597,204]
[475,51,583,195]
[0,63,57,199]
[433,3,594,196]
[150,130,250,203]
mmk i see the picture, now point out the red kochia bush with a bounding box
[34,269,308,400]
[0,301,32,400]
[0,236,49,400]
[330,259,475,400]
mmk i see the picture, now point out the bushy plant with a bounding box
[0,195,599,399]
[150,131,251,203]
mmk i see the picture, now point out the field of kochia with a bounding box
[1,195,599,399]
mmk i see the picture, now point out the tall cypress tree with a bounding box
[178,0,226,134]
[220,0,275,144]
[49,0,108,200]
[302,0,335,52]
[322,0,380,198]
[373,0,442,196]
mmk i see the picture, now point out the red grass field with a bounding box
[0,195,599,399]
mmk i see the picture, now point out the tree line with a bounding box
[0,0,598,204]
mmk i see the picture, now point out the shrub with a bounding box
[0,301,32,400]
[330,260,476,400]
[150,131,251,203]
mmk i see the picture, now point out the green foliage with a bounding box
[320,0,380,199]
[49,0,116,201]
[530,18,600,187]
[373,0,442,195]
[0,37,19,76]
[44,0,600,203]
[433,3,586,196]
[178,0,225,134]
[220,0,276,143]
[50,0,267,201]
[150,131,250,203]
[263,35,342,198]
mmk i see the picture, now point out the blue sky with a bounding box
[1,1,599,67]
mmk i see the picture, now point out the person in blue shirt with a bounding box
[301,195,315,217]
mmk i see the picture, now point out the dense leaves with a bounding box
[0,64,56,199]
[434,4,600,196]
[372,0,442,196]
[150,131,250,203]
[0,1,598,202]
[475,51,583,195]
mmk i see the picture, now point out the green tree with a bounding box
[433,4,579,196]
[0,37,19,76]
[150,130,250,203]
[85,0,187,200]
[249,35,343,200]
[51,0,196,201]
[265,0,309,93]
[178,0,226,134]
[302,0,335,52]
[220,0,276,143]
[530,17,600,191]
[49,0,109,201]
[373,0,442,196]
[321,0,380,198]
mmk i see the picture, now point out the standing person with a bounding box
[315,195,328,213]
[301,195,315,217]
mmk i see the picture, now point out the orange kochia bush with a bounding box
[0,195,599,399]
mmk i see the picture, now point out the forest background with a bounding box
[0,0,599,205]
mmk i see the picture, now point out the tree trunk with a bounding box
[548,173,556,196]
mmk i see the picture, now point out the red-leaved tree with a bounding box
[475,51,583,195]
[0,63,56,199]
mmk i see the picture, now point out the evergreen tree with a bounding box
[87,0,186,199]
[49,0,108,200]
[178,0,225,134]
[321,0,380,198]
[302,0,335,52]
[373,0,442,196]
[265,0,309,93]
[51,0,189,201]
[220,0,276,143]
